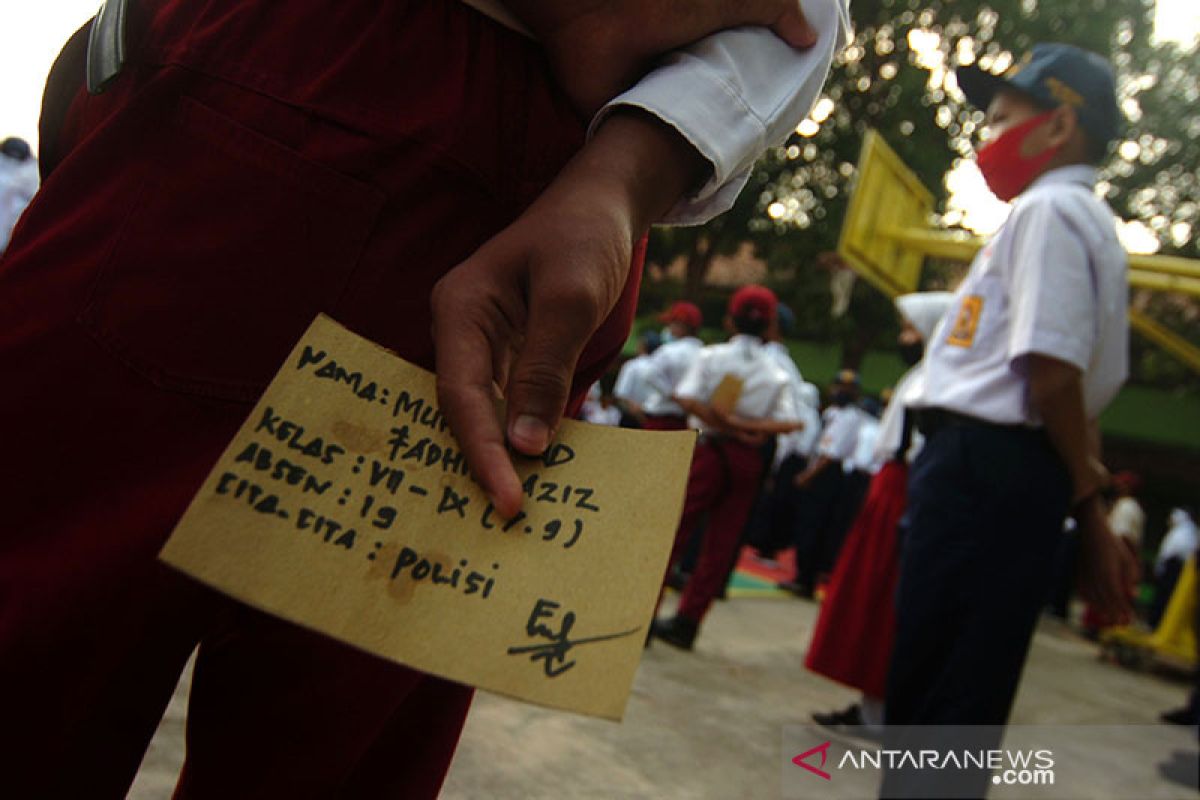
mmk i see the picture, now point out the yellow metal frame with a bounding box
[837,129,1200,373]
[838,130,934,297]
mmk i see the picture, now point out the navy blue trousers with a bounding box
[887,421,1071,724]
[882,422,1071,797]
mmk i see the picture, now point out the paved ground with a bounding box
[130,595,1198,799]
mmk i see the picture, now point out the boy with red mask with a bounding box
[882,43,1138,797]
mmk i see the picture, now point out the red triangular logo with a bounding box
[792,741,832,781]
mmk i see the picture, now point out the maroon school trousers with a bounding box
[666,437,765,622]
[0,1,644,797]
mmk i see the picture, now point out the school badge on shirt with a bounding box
[946,295,984,348]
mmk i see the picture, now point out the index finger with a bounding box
[433,307,524,520]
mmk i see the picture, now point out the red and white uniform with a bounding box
[666,335,801,622]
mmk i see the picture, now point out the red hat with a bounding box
[658,301,703,330]
[728,284,777,322]
[1112,470,1141,493]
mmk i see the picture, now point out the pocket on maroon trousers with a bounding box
[79,95,384,403]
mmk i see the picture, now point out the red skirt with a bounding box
[805,460,908,698]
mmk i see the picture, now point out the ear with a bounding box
[1046,105,1079,148]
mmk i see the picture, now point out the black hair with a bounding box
[732,313,769,338]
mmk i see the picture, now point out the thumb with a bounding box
[714,1,817,49]
[771,4,818,48]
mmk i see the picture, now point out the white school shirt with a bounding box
[613,354,656,408]
[845,415,881,474]
[816,404,863,462]
[674,334,802,429]
[0,155,38,255]
[1108,496,1145,550]
[774,381,822,466]
[583,403,622,427]
[904,166,1129,424]
[461,0,851,224]
[641,336,704,417]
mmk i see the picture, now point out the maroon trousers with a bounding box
[665,437,765,623]
[0,2,642,797]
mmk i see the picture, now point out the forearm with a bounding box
[677,397,723,429]
[1028,355,1105,507]
[796,455,832,485]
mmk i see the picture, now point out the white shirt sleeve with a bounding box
[673,351,710,402]
[613,358,638,401]
[589,0,851,225]
[767,379,803,424]
[1006,193,1098,373]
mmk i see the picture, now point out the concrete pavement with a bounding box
[130,595,1198,799]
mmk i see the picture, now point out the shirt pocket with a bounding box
[79,95,384,403]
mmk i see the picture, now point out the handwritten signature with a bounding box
[506,598,640,677]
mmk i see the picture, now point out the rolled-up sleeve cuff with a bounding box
[588,52,766,226]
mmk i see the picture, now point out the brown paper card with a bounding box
[709,374,745,416]
[160,315,695,720]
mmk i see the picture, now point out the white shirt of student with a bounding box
[905,165,1129,425]
[845,415,882,474]
[641,336,704,417]
[816,404,862,462]
[674,334,801,429]
[613,354,656,408]
[1157,508,1198,569]
[774,380,822,466]
[583,403,622,427]
[461,0,851,225]
[1108,496,1145,549]
[0,154,38,255]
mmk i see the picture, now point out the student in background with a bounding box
[651,285,803,650]
[613,329,663,427]
[640,302,705,430]
[779,369,863,598]
[805,291,953,740]
[0,137,37,255]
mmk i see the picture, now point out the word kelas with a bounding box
[254,406,345,465]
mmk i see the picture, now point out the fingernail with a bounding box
[510,414,550,453]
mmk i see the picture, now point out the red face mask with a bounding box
[975,110,1059,202]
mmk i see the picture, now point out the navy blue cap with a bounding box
[956,43,1121,146]
[1,137,32,161]
[775,303,796,336]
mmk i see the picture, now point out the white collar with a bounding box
[1026,164,1097,192]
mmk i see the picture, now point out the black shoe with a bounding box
[651,615,699,651]
[665,568,690,591]
[777,580,813,599]
[812,704,882,742]
[812,703,863,728]
[1161,706,1200,726]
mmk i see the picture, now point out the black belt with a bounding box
[913,407,1039,440]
